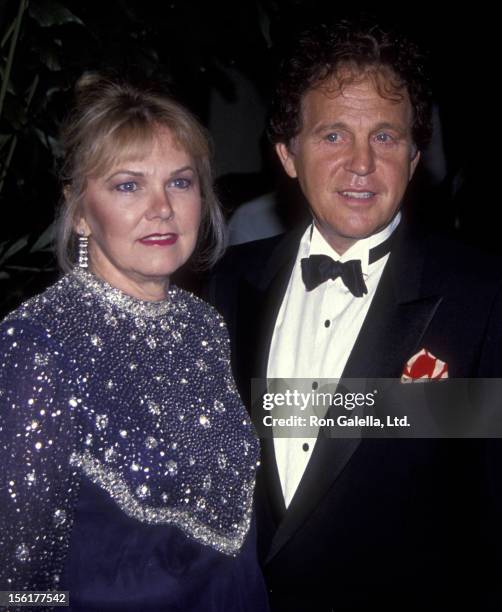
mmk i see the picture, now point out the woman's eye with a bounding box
[170,177,192,189]
[116,181,138,192]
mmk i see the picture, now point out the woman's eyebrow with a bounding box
[105,166,195,182]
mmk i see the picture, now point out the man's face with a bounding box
[276,70,420,254]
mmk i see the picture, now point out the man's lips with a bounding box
[338,190,377,200]
[138,233,178,246]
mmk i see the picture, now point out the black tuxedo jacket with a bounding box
[208,221,502,611]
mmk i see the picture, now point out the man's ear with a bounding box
[275,142,298,178]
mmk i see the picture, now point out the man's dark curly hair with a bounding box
[268,20,433,150]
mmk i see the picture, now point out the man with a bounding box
[209,20,502,611]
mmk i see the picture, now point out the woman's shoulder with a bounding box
[0,275,75,346]
[3,275,70,321]
[172,285,227,329]
[0,281,71,362]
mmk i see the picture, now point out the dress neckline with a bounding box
[71,268,176,318]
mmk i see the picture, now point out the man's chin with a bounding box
[315,221,385,253]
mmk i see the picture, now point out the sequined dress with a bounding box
[0,269,269,611]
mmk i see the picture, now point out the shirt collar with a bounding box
[304,211,401,276]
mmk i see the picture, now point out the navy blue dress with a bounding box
[0,270,269,611]
[62,480,267,611]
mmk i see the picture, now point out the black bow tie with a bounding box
[300,232,395,297]
[301,256,367,296]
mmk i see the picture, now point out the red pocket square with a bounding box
[401,348,448,382]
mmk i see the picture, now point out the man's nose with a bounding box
[345,140,376,176]
[146,190,174,220]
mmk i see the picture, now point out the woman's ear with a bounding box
[73,214,91,237]
[65,184,90,236]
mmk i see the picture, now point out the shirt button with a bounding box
[324,319,331,328]
[312,381,318,390]
[302,443,309,452]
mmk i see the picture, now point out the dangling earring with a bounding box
[78,234,89,269]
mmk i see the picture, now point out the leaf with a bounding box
[33,127,49,149]
[30,41,63,71]
[0,235,29,266]
[3,99,27,128]
[30,223,55,253]
[0,67,17,96]
[257,4,273,48]
[0,133,13,151]
[40,48,61,72]
[47,135,63,158]
[29,0,83,28]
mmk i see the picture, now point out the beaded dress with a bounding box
[0,269,269,611]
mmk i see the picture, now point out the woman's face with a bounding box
[76,127,202,300]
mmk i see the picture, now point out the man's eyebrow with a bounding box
[311,121,407,136]
[312,122,347,135]
[371,122,406,134]
[105,165,195,182]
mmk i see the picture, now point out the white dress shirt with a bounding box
[267,213,400,507]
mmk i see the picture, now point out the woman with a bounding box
[0,74,269,611]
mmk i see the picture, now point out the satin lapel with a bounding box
[237,229,305,524]
[265,223,443,563]
[235,268,291,524]
[341,229,444,379]
[265,432,359,562]
[235,229,303,384]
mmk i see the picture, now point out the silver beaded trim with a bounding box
[71,268,174,318]
[70,450,254,556]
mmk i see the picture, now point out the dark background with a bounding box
[0,0,498,316]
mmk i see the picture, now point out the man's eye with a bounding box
[170,178,192,189]
[116,181,138,192]
[375,132,394,143]
[325,133,340,143]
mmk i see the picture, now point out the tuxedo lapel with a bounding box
[235,229,305,524]
[235,265,292,525]
[265,433,360,562]
[264,222,444,563]
[342,226,443,379]
[236,227,306,382]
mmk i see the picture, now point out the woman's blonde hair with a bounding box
[57,73,226,272]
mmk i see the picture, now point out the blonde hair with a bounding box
[57,73,226,272]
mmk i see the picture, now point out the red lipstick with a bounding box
[139,233,178,246]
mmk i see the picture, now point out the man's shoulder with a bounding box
[219,235,284,269]
[207,232,299,321]
[422,231,502,288]
[394,218,502,290]
[212,233,291,288]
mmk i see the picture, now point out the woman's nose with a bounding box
[146,191,174,220]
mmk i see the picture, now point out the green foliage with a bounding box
[0,0,87,314]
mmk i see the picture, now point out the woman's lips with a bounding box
[138,233,178,246]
